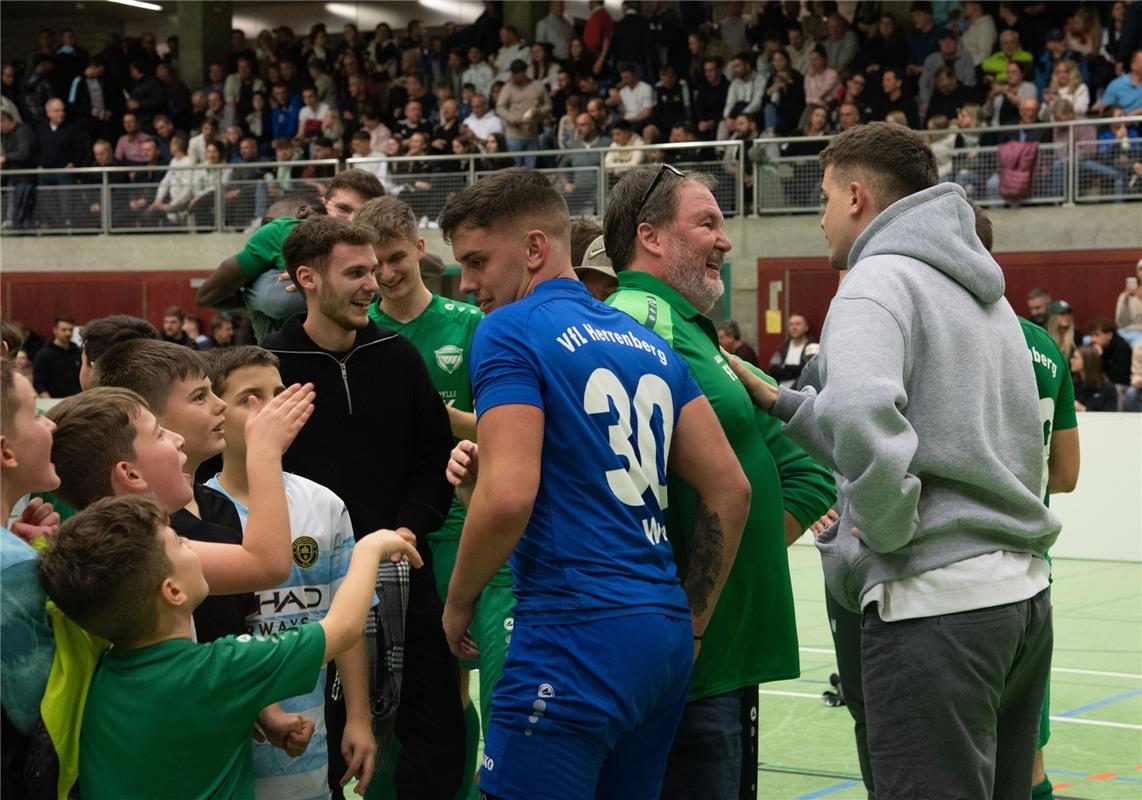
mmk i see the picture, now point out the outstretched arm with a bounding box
[196,256,248,309]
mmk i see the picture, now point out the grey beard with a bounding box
[664,241,725,315]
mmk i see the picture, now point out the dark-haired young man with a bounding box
[263,216,461,799]
[437,167,749,799]
[731,122,1059,797]
[78,314,159,390]
[32,316,82,399]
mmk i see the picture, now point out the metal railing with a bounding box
[751,115,1142,215]
[1,117,1138,235]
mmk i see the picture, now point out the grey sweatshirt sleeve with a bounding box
[772,296,922,553]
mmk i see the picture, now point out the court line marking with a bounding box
[1056,688,1142,718]
[761,689,822,700]
[1049,716,1142,731]
[794,780,861,799]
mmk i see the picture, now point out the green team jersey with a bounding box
[234,217,301,280]
[1020,318,1077,505]
[609,271,835,699]
[369,294,482,534]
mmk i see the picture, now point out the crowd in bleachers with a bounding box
[2,0,1142,229]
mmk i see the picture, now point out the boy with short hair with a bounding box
[206,345,378,797]
[78,314,159,390]
[0,358,62,794]
[357,196,513,788]
[37,494,422,800]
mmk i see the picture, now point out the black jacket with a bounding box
[263,317,454,595]
[1100,332,1133,386]
[35,120,86,169]
[31,342,81,397]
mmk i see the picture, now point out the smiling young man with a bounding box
[356,196,499,795]
[437,167,749,800]
[730,122,1059,798]
[263,216,462,799]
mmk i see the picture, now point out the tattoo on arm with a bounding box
[685,503,725,618]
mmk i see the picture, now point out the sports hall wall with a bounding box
[3,203,1140,560]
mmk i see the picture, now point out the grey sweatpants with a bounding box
[861,589,1052,800]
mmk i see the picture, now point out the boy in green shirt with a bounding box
[37,495,422,800]
[357,196,513,798]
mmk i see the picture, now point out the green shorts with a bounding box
[428,534,478,670]
[470,577,515,733]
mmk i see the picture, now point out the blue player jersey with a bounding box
[470,278,701,624]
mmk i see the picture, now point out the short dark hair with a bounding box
[1087,317,1117,334]
[2,319,25,355]
[281,216,378,283]
[81,315,160,366]
[54,315,75,326]
[94,339,209,414]
[603,165,716,271]
[163,305,186,321]
[327,169,385,201]
[819,122,937,210]
[38,495,173,646]
[570,217,604,266]
[732,51,754,65]
[439,167,570,246]
[47,387,147,510]
[207,345,280,396]
[356,196,418,245]
[970,202,993,252]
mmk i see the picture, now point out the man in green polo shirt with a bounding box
[357,196,513,800]
[602,164,836,799]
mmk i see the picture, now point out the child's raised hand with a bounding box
[360,529,424,569]
[245,383,316,455]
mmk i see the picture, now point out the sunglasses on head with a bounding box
[633,163,684,237]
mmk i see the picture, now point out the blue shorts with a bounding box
[479,612,692,800]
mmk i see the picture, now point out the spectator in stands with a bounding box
[1094,105,1140,198]
[997,3,1049,62]
[536,1,573,61]
[983,29,1033,80]
[558,112,609,214]
[718,319,760,367]
[604,119,644,174]
[205,90,227,127]
[989,60,1037,126]
[55,28,90,90]
[528,43,560,93]
[226,136,271,226]
[2,62,24,122]
[1026,288,1052,327]
[919,29,976,120]
[1115,259,1142,348]
[461,92,503,151]
[724,52,767,138]
[186,140,231,226]
[269,82,301,143]
[366,22,398,79]
[763,49,806,136]
[783,104,831,203]
[497,59,551,167]
[584,0,615,56]
[781,22,811,74]
[1041,60,1090,120]
[1035,30,1089,97]
[462,46,495,98]
[160,306,195,347]
[225,56,266,123]
[478,131,510,170]
[823,13,859,73]
[187,117,218,166]
[837,101,863,132]
[295,86,330,147]
[115,112,150,165]
[662,121,710,165]
[693,58,728,141]
[1102,49,1142,114]
[37,97,86,225]
[961,1,998,67]
[21,55,56,124]
[397,99,433,142]
[203,62,226,96]
[1071,345,1119,411]
[82,138,130,223]
[1063,8,1101,59]
[854,14,909,87]
[210,316,235,348]
[32,315,82,398]
[612,63,653,131]
[649,64,690,142]
[67,55,119,144]
[494,25,530,82]
[907,2,942,83]
[152,115,183,163]
[147,134,195,224]
[611,1,656,80]
[1048,299,1077,359]
[766,313,815,385]
[0,110,36,229]
[804,45,840,107]
[927,115,958,181]
[873,68,917,128]
[1088,317,1134,388]
[927,66,975,125]
[126,60,167,129]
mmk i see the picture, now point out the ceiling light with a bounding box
[107,0,163,10]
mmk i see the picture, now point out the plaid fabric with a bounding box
[366,559,410,746]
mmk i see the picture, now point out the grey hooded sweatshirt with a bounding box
[773,183,1061,612]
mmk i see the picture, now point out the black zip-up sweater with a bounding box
[264,316,455,595]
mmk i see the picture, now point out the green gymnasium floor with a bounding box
[354,547,1142,800]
